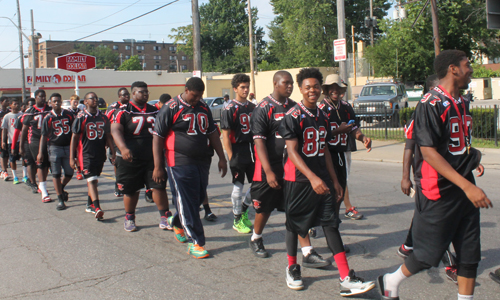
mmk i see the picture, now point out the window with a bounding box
[40,55,43,61]
[125,55,130,60]
[125,45,131,50]
[169,64,176,70]
[103,45,108,48]
[181,65,187,71]
[169,55,177,60]
[113,45,119,50]
[154,55,161,60]
[154,65,161,70]
[169,46,177,51]
[136,45,145,50]
[138,55,145,60]
[153,46,161,51]
[142,62,147,68]
[181,56,187,61]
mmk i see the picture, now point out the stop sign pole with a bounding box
[55,52,96,96]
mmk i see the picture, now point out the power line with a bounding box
[2,55,20,68]
[46,0,181,50]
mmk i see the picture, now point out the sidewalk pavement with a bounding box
[351,139,500,169]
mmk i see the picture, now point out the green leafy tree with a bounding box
[472,63,500,78]
[170,0,265,73]
[365,0,500,81]
[117,55,142,71]
[72,43,119,69]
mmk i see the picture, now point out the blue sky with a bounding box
[0,0,394,69]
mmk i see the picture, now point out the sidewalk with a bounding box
[351,140,500,169]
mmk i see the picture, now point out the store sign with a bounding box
[56,52,96,73]
[27,74,86,84]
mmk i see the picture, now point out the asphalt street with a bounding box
[0,159,498,299]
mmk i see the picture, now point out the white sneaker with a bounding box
[286,264,304,290]
[339,270,375,297]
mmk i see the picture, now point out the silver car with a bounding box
[61,100,72,110]
[203,97,225,121]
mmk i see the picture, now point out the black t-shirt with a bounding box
[413,86,480,200]
[72,109,110,163]
[278,102,331,183]
[113,102,158,161]
[22,105,52,144]
[251,95,296,167]
[41,110,74,146]
[319,98,358,153]
[153,95,217,167]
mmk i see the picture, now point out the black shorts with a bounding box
[331,151,347,190]
[22,142,35,166]
[115,157,166,195]
[29,141,49,169]
[82,159,105,179]
[229,158,254,185]
[284,180,341,238]
[7,144,20,163]
[0,146,8,159]
[251,165,285,214]
[411,186,481,267]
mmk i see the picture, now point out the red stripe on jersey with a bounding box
[78,138,84,170]
[47,117,52,133]
[12,129,20,146]
[440,106,451,123]
[106,108,115,120]
[232,107,238,123]
[405,120,414,139]
[267,105,273,120]
[114,110,125,124]
[173,107,184,123]
[253,144,262,181]
[28,127,32,144]
[284,158,296,181]
[420,160,440,200]
[229,130,236,144]
[165,130,176,167]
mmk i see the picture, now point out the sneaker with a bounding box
[490,268,500,285]
[376,275,399,300]
[144,189,153,203]
[13,177,20,185]
[42,195,52,203]
[124,218,136,231]
[2,171,9,181]
[76,172,83,180]
[114,191,123,197]
[345,207,363,220]
[241,210,252,228]
[159,217,173,230]
[95,208,104,221]
[397,244,413,258]
[62,191,69,202]
[22,176,28,183]
[30,182,38,194]
[85,204,96,213]
[56,199,67,210]
[249,237,269,258]
[173,226,187,243]
[187,243,209,259]
[233,218,251,234]
[445,267,458,284]
[204,212,217,221]
[339,270,375,297]
[303,249,330,268]
[286,264,304,290]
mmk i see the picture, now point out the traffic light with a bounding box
[487,0,500,29]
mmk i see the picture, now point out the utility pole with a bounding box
[352,26,356,86]
[369,0,374,46]
[247,0,256,96]
[430,0,440,56]
[192,0,202,75]
[16,0,26,101]
[30,9,36,95]
[337,0,347,83]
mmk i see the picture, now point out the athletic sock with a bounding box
[39,182,48,197]
[242,203,249,213]
[383,266,407,297]
[251,230,262,241]
[403,244,413,250]
[125,212,135,220]
[87,195,92,206]
[92,199,100,209]
[301,246,313,256]
[203,204,212,215]
[11,169,17,178]
[333,252,350,280]
[22,166,27,177]
[287,254,297,267]
[234,214,242,222]
[458,294,473,300]
[159,209,168,217]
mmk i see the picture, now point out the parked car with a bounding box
[61,100,72,110]
[203,97,225,121]
[352,81,408,126]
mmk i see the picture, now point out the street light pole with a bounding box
[247,0,256,96]
[15,0,26,101]
[430,0,441,56]
[370,0,374,46]
[192,0,202,75]
[30,9,37,95]
[337,0,347,83]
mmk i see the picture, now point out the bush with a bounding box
[399,107,415,127]
[470,108,496,139]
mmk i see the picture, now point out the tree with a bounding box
[118,55,142,71]
[266,0,391,69]
[72,43,119,69]
[170,0,265,73]
[365,0,500,81]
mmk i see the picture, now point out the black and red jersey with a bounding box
[319,98,358,154]
[153,95,217,167]
[413,86,480,200]
[220,99,256,144]
[251,95,296,180]
[105,101,125,121]
[41,110,74,146]
[72,109,110,164]
[22,105,52,144]
[278,102,331,183]
[113,102,158,161]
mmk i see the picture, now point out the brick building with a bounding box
[29,39,193,72]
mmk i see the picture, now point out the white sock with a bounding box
[403,245,413,250]
[383,266,407,297]
[301,246,313,256]
[231,182,244,215]
[251,230,262,241]
[458,294,473,300]
[11,169,17,179]
[39,181,48,197]
[22,166,27,177]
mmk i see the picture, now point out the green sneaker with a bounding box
[233,218,251,234]
[187,243,209,259]
[241,210,252,228]
[13,177,20,185]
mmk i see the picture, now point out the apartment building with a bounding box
[30,39,193,72]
